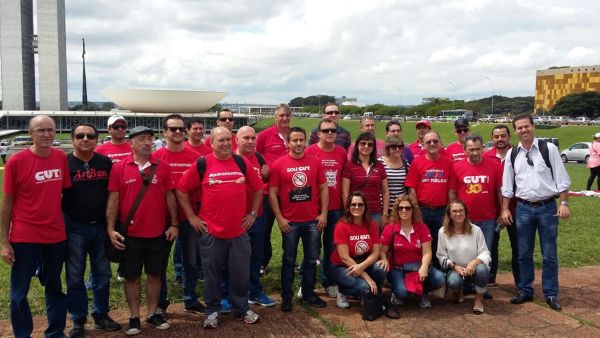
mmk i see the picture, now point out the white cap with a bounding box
[107,115,127,128]
[595,132,600,138]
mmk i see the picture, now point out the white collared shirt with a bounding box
[501,138,571,202]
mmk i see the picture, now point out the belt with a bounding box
[516,197,555,207]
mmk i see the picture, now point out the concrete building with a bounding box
[535,65,600,113]
[0,0,68,111]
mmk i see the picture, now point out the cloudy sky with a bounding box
[3,0,600,105]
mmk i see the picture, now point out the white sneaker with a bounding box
[336,292,350,309]
[325,285,338,298]
[297,287,302,298]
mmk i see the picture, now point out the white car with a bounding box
[561,142,592,163]
[591,117,600,125]
[494,116,510,123]
[479,115,495,123]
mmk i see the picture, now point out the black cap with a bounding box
[454,118,469,129]
[128,126,154,138]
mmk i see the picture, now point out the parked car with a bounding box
[52,140,61,146]
[538,137,560,149]
[0,139,9,146]
[591,117,600,125]
[560,142,592,163]
[494,116,510,123]
[569,116,592,125]
[479,115,495,123]
[550,116,569,125]
[11,136,33,146]
[533,116,544,125]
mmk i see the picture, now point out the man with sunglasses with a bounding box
[501,114,570,311]
[96,115,132,163]
[204,109,238,152]
[62,123,120,337]
[306,119,348,299]
[152,114,205,319]
[308,103,352,151]
[107,126,178,335]
[446,118,471,162]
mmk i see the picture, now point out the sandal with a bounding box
[473,306,484,315]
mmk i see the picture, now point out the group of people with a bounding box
[0,104,571,337]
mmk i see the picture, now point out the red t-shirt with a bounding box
[204,133,237,152]
[3,148,71,243]
[256,125,288,165]
[305,144,347,211]
[240,152,265,216]
[184,141,212,156]
[108,156,175,238]
[408,139,447,159]
[330,220,380,266]
[453,158,502,221]
[95,142,133,163]
[153,147,202,222]
[177,153,263,239]
[380,222,431,268]
[445,141,466,162]
[405,155,457,207]
[269,154,326,222]
[342,160,387,214]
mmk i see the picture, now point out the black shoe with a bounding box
[184,302,206,314]
[510,292,533,304]
[146,314,171,330]
[546,297,562,311]
[302,293,326,308]
[483,291,493,299]
[125,317,141,336]
[281,298,293,312]
[67,321,85,338]
[92,313,121,332]
[174,276,183,286]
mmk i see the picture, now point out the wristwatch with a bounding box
[560,201,569,206]
[250,210,258,217]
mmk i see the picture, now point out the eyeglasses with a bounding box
[451,209,465,214]
[167,127,186,133]
[74,133,98,140]
[525,152,534,166]
[350,203,365,208]
[359,141,374,147]
[387,144,404,150]
[140,169,150,186]
[398,206,412,211]
[320,128,337,134]
[425,139,439,145]
[218,117,234,122]
[456,128,470,134]
[111,125,127,130]
[325,111,341,115]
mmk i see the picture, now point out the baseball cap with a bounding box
[454,118,469,129]
[416,120,431,129]
[107,115,127,128]
[128,126,154,139]
[595,132,600,138]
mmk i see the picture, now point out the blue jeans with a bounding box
[420,206,445,269]
[447,264,489,294]
[179,220,203,307]
[11,241,67,338]
[65,217,111,323]
[328,263,386,297]
[173,236,183,279]
[515,200,559,298]
[281,220,321,300]
[321,209,342,288]
[388,265,445,300]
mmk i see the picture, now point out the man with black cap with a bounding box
[107,126,178,335]
[446,118,471,162]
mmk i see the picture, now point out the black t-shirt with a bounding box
[62,152,112,223]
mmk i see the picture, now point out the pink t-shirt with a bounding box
[95,142,133,163]
[588,141,600,169]
[380,222,431,268]
[454,158,502,221]
[305,144,347,211]
[330,220,380,266]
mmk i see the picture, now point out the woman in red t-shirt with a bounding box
[379,196,445,309]
[328,192,386,309]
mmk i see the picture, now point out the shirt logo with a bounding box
[34,169,62,183]
[292,172,308,187]
[324,169,337,188]
[355,240,370,255]
[466,183,483,194]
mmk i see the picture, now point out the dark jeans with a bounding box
[587,165,600,190]
[387,265,445,300]
[490,222,520,285]
[173,236,183,279]
[179,221,203,307]
[11,241,67,338]
[65,216,111,323]
[158,237,175,310]
[321,209,342,288]
[328,263,386,297]
[262,195,277,268]
[420,206,445,269]
[281,220,321,301]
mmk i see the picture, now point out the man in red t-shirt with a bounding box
[184,117,211,156]
[176,127,263,328]
[256,104,291,273]
[306,118,347,298]
[405,130,457,268]
[408,120,431,159]
[152,114,204,316]
[446,118,471,162]
[1,115,71,338]
[107,126,178,334]
[96,115,133,163]
[269,127,329,312]
[203,109,238,151]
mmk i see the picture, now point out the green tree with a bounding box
[101,102,117,111]
[551,92,600,118]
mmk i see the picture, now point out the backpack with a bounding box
[510,139,553,180]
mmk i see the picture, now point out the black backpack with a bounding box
[510,139,553,180]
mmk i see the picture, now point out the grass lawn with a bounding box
[0,118,599,320]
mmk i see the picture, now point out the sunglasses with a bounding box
[320,128,337,134]
[387,144,404,150]
[167,127,186,133]
[398,206,412,211]
[350,203,365,208]
[325,111,341,115]
[218,117,234,122]
[359,141,374,147]
[456,128,470,134]
[425,139,440,145]
[525,152,534,166]
[111,125,127,130]
[74,133,98,140]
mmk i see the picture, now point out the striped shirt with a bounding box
[379,156,409,210]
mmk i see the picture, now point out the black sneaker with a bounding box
[281,298,293,312]
[302,293,326,308]
[184,302,206,314]
[125,317,141,336]
[67,321,85,338]
[92,313,121,332]
[146,314,171,330]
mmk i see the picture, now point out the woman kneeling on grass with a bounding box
[328,191,386,309]
[436,200,491,315]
